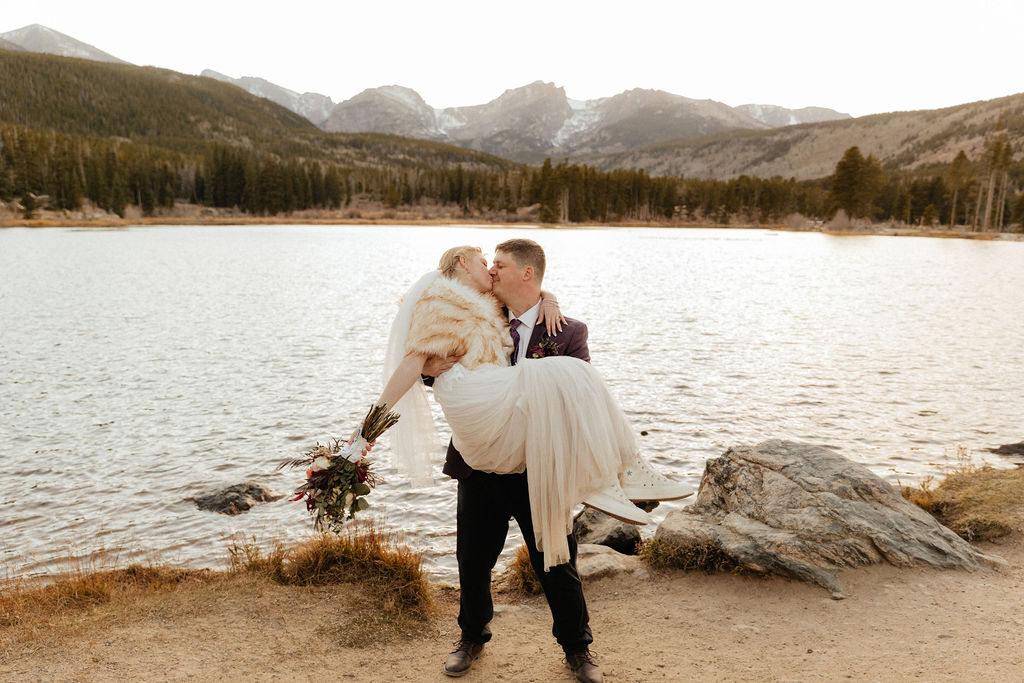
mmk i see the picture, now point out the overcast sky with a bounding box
[4,0,1021,118]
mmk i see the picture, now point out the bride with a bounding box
[378,245,687,570]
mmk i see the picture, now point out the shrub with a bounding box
[230,523,432,618]
[902,446,1024,542]
[639,538,743,573]
[501,543,543,595]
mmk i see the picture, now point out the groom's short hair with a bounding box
[495,238,545,283]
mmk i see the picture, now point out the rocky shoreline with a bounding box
[4,440,1022,680]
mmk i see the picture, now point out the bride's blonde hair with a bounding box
[439,246,483,278]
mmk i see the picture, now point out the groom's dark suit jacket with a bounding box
[440,316,591,479]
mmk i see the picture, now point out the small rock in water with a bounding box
[193,481,282,515]
[986,440,1024,458]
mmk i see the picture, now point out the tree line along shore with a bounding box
[3,120,1024,233]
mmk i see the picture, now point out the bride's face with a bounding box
[461,254,493,293]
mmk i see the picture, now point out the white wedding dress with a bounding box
[385,271,637,570]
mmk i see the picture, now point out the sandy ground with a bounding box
[2,537,1021,682]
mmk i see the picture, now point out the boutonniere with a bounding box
[528,336,561,359]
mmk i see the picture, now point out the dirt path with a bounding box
[2,538,1021,682]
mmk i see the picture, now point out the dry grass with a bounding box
[639,538,744,573]
[2,522,434,658]
[903,446,1024,542]
[497,544,543,595]
[0,565,216,629]
[227,523,434,647]
[228,523,431,612]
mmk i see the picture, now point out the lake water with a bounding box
[2,225,1022,582]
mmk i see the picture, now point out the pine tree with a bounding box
[947,150,971,228]
[828,146,883,220]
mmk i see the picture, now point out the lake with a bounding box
[1,224,1022,582]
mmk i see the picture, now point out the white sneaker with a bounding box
[582,481,652,525]
[620,454,694,502]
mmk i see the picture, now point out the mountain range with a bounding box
[204,75,850,164]
[2,23,1021,183]
[1,24,849,165]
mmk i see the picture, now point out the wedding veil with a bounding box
[382,270,443,487]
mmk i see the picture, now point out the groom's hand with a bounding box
[422,354,460,378]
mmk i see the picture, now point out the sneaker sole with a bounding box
[582,501,650,525]
[622,490,695,502]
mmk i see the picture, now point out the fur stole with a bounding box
[405,276,513,369]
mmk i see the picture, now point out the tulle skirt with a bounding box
[433,357,636,570]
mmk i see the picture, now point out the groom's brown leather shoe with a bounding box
[565,648,604,683]
[444,639,484,677]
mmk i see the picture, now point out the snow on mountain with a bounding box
[737,103,851,127]
[434,108,468,136]
[0,24,127,64]
[553,98,605,146]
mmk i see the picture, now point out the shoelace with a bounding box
[451,639,480,654]
[566,649,597,667]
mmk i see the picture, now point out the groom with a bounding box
[425,238,603,683]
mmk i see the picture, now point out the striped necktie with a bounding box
[509,318,522,365]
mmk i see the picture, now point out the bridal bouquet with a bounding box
[281,403,400,532]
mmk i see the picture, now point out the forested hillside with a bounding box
[588,93,1024,181]
[0,50,681,221]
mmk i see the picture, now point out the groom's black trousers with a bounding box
[456,469,592,651]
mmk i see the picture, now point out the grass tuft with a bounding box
[902,446,1024,542]
[228,523,433,628]
[0,565,213,629]
[639,538,744,574]
[499,544,543,595]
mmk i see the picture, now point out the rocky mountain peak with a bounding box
[0,24,127,64]
[491,80,566,105]
[202,69,334,126]
[324,85,438,138]
[373,85,431,109]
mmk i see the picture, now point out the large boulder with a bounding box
[193,481,282,515]
[655,440,1004,597]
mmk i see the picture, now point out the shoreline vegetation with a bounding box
[3,462,1021,679]
[2,204,1023,241]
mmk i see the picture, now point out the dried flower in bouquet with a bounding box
[281,403,400,532]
